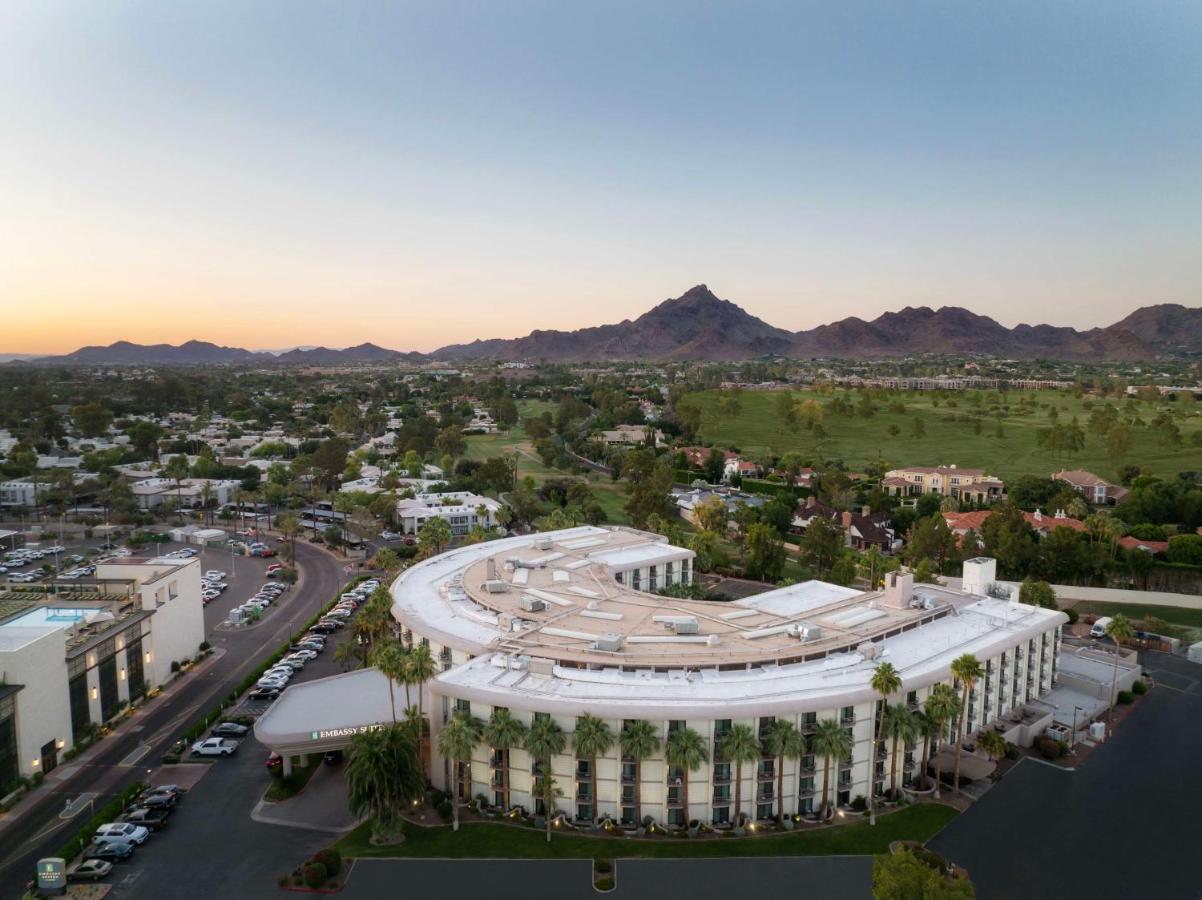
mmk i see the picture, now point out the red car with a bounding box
[265,752,282,771]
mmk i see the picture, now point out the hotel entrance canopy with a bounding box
[253,668,396,755]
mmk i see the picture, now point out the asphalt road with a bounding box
[929,651,1202,900]
[0,539,347,895]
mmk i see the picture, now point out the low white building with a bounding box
[395,491,503,536]
[0,556,204,787]
[131,478,241,510]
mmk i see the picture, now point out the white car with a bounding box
[191,737,239,757]
[325,608,352,619]
[94,822,150,845]
[289,649,318,661]
[204,570,227,579]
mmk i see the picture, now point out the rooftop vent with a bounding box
[594,633,624,652]
[519,596,548,613]
[858,641,881,660]
[484,580,509,594]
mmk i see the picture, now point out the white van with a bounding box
[1090,616,1114,638]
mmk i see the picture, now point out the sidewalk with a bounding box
[0,646,227,836]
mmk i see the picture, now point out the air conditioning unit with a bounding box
[669,618,699,635]
[520,596,548,613]
[858,641,880,660]
[534,538,553,551]
[484,580,509,594]
[798,624,822,642]
[594,633,624,652]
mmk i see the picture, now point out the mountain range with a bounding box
[10,286,1202,365]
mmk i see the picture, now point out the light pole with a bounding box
[1071,705,1084,751]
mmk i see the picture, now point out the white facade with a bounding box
[395,491,502,536]
[256,527,1065,828]
[0,557,204,785]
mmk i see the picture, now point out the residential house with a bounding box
[1052,470,1129,506]
[882,465,1005,504]
[792,496,898,552]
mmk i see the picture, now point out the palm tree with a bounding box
[618,720,660,828]
[1106,614,1134,737]
[665,727,709,828]
[334,640,358,673]
[275,511,300,568]
[345,723,424,840]
[483,709,527,811]
[761,720,804,823]
[437,713,482,831]
[911,709,936,792]
[810,719,853,818]
[978,729,1007,762]
[950,653,984,796]
[406,644,438,762]
[572,715,614,824]
[882,704,918,800]
[719,724,760,829]
[923,683,960,800]
[524,717,567,843]
[868,660,902,825]
[371,641,408,724]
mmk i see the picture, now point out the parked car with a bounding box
[210,722,250,738]
[82,841,135,861]
[94,822,150,845]
[323,749,343,765]
[265,752,283,771]
[191,737,239,757]
[247,687,281,701]
[119,807,170,830]
[204,570,227,580]
[67,859,114,881]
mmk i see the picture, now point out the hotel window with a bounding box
[668,719,683,735]
[631,569,641,590]
[455,698,471,715]
[648,565,658,591]
[756,802,774,821]
[665,561,675,583]
[614,571,624,585]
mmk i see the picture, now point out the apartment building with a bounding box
[394,491,504,536]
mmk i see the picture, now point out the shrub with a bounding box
[170,660,181,673]
[1037,737,1063,760]
[1064,608,1079,625]
[594,860,613,874]
[199,640,211,652]
[1132,680,1148,695]
[1117,690,1134,705]
[310,848,341,877]
[437,800,453,821]
[851,795,867,812]
[1004,742,1020,760]
[429,788,446,807]
[302,862,327,889]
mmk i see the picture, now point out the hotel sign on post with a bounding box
[309,723,384,741]
[36,857,66,895]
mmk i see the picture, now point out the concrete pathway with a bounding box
[252,762,360,833]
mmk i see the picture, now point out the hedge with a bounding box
[176,574,370,748]
[59,781,147,862]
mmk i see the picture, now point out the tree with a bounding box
[403,449,424,478]
[905,514,958,572]
[868,661,902,824]
[761,720,804,823]
[1166,534,1202,565]
[744,522,786,582]
[71,402,114,438]
[910,417,926,438]
[1018,578,1057,609]
[882,704,918,800]
[334,639,359,673]
[950,654,983,795]
[345,723,424,842]
[162,455,190,520]
[873,848,976,899]
[719,724,760,829]
[693,495,729,534]
[572,715,614,824]
[311,438,350,489]
[1104,423,1134,469]
[371,641,409,724]
[405,643,438,768]
[619,720,660,827]
[665,727,709,827]
[418,517,453,558]
[483,709,527,811]
[1105,614,1134,737]
[924,684,960,799]
[978,730,1006,762]
[801,517,844,578]
[811,718,853,818]
[622,448,675,528]
[437,712,482,831]
[524,717,567,842]
[435,425,466,459]
[374,548,402,572]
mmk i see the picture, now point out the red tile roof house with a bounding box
[1117,536,1170,555]
[943,508,1086,547]
[793,496,898,552]
[1052,469,1130,505]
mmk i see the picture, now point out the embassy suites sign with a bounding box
[309,723,385,741]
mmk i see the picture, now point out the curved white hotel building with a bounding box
[257,526,1065,826]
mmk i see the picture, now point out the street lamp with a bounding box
[1071,705,1084,750]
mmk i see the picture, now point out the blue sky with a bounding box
[1,1,1199,351]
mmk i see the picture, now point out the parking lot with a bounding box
[92,576,374,899]
[929,651,1202,900]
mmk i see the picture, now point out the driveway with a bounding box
[929,651,1202,900]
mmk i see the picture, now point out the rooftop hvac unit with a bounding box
[534,538,553,551]
[798,624,823,642]
[528,658,555,676]
[484,580,509,594]
[594,633,624,652]
[486,558,498,580]
[669,618,699,635]
[1089,721,1106,741]
[519,596,548,613]
[858,641,881,660]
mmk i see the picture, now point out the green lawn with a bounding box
[337,803,957,861]
[686,389,1202,480]
[1073,600,1202,643]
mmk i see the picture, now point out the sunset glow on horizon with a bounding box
[2,2,1200,355]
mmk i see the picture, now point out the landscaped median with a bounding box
[334,803,958,862]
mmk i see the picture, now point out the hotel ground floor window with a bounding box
[837,789,850,807]
[667,807,684,826]
[0,696,17,793]
[621,806,635,825]
[798,796,814,815]
[40,739,58,775]
[712,805,729,825]
[99,655,119,723]
[756,802,773,821]
[578,803,593,821]
[68,672,90,742]
[126,638,145,700]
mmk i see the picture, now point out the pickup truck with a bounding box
[120,807,170,830]
[191,737,240,757]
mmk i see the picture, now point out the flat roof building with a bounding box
[257,527,1066,829]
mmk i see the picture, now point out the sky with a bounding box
[1,1,1200,354]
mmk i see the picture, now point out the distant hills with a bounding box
[11,286,1202,365]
